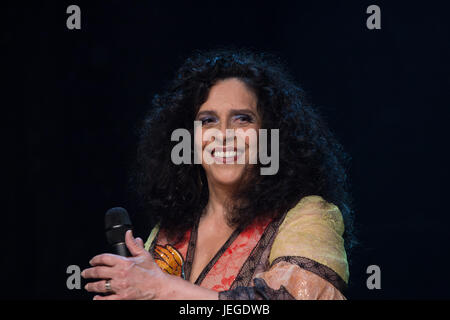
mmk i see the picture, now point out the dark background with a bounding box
[3,0,450,299]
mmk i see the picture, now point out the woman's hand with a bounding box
[82,230,170,300]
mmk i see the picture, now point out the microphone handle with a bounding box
[112,242,131,257]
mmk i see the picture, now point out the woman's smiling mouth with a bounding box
[211,147,245,164]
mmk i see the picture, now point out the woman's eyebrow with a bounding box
[196,108,258,118]
[196,110,218,118]
[229,108,258,118]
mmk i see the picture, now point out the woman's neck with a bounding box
[202,180,234,226]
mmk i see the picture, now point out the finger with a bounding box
[85,280,115,294]
[125,230,144,257]
[82,266,115,279]
[135,237,144,248]
[93,294,121,300]
[90,253,125,267]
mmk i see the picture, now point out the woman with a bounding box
[82,49,356,300]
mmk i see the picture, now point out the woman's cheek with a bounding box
[236,128,259,164]
[193,126,205,163]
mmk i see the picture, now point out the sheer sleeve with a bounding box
[219,195,349,300]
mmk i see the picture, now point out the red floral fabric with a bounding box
[155,218,271,291]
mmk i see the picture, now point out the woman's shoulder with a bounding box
[279,195,345,236]
[269,195,349,285]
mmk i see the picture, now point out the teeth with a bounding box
[214,151,237,158]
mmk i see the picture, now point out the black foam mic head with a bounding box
[105,207,133,246]
[105,207,131,229]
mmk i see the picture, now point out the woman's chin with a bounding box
[206,164,246,186]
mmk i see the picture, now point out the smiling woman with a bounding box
[82,48,356,300]
[194,78,260,184]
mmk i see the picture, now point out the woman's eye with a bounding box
[200,117,216,125]
[234,114,253,123]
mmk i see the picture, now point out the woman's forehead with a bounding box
[198,78,258,113]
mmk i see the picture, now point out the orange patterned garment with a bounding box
[152,217,272,291]
[145,195,349,300]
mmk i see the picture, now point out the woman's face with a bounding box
[194,78,261,188]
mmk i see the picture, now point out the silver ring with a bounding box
[105,280,112,292]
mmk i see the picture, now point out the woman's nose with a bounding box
[220,126,236,146]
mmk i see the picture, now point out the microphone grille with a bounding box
[104,207,131,230]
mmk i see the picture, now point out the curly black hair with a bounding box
[131,48,357,258]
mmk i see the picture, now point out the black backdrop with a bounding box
[3,0,450,299]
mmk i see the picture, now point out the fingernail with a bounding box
[81,270,85,278]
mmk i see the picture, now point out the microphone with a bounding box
[105,207,133,257]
